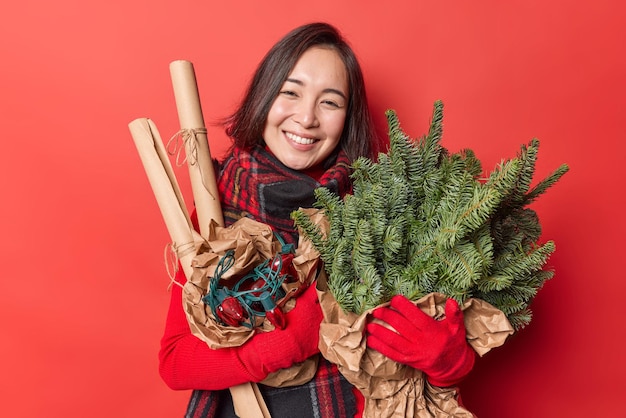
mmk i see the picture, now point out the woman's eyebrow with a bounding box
[285,78,347,100]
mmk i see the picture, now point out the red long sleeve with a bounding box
[158,268,323,391]
[158,269,261,390]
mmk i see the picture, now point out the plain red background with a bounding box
[1,1,624,417]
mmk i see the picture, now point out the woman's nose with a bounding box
[294,101,319,128]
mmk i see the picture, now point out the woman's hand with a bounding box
[366,295,475,387]
[241,282,323,379]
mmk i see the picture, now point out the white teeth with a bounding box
[286,132,316,145]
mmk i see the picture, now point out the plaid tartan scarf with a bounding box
[217,145,353,244]
[186,358,357,418]
[183,146,357,418]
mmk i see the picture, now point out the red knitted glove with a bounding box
[239,282,323,379]
[366,295,475,387]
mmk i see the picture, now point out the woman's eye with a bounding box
[280,90,298,97]
[322,100,341,108]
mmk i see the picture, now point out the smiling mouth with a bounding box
[285,131,317,145]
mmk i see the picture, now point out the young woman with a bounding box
[159,22,475,418]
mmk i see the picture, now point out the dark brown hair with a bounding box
[224,22,378,162]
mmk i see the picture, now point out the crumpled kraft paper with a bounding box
[183,216,321,387]
[316,271,514,417]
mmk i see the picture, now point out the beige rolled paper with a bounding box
[230,383,271,418]
[170,61,269,418]
[170,60,224,236]
[129,117,200,281]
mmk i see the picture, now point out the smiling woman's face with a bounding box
[262,46,349,171]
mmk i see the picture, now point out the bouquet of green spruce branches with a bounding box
[292,101,569,331]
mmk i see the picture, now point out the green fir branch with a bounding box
[524,164,570,205]
[292,101,567,331]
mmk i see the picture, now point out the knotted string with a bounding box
[164,240,198,290]
[166,127,219,202]
[166,128,207,167]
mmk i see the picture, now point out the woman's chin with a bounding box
[276,154,314,171]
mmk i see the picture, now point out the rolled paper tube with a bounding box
[170,60,224,235]
[129,117,200,281]
[169,64,268,417]
[230,382,271,418]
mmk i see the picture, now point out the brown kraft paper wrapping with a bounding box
[299,208,514,417]
[130,121,271,417]
[183,217,321,388]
